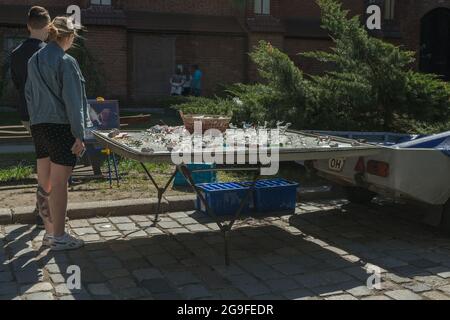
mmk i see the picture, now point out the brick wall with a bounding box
[279,0,364,18]
[175,34,247,95]
[0,0,86,7]
[119,0,244,17]
[396,0,450,67]
[83,26,127,101]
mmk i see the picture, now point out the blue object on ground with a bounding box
[195,182,253,216]
[245,179,299,214]
[174,163,216,187]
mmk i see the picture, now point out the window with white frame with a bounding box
[384,0,395,20]
[91,0,111,5]
[254,0,270,15]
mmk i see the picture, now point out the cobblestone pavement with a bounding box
[1,199,450,300]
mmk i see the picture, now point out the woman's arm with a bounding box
[61,57,86,141]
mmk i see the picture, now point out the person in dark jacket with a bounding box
[10,6,50,229]
[26,16,91,251]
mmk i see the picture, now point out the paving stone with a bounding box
[325,294,358,300]
[361,295,392,300]
[422,291,450,300]
[68,219,90,228]
[146,254,177,267]
[102,268,131,279]
[79,234,101,242]
[15,269,42,284]
[180,284,212,299]
[410,259,440,269]
[108,277,137,290]
[0,271,13,282]
[167,228,191,235]
[94,257,123,270]
[141,278,174,294]
[123,257,151,271]
[158,221,182,229]
[130,215,150,222]
[165,271,201,286]
[45,263,69,274]
[126,231,148,239]
[100,231,122,238]
[385,289,423,300]
[23,292,55,300]
[438,284,450,295]
[404,282,432,293]
[88,218,109,224]
[414,275,448,287]
[272,263,308,276]
[49,273,66,284]
[94,224,116,231]
[109,217,133,224]
[177,217,198,225]
[88,283,112,296]
[20,282,53,295]
[384,273,411,284]
[168,212,189,219]
[54,284,72,296]
[145,227,164,235]
[116,223,138,231]
[235,281,271,297]
[132,268,164,282]
[0,282,18,296]
[185,224,210,232]
[346,285,373,297]
[295,271,353,288]
[117,287,149,300]
[265,278,300,292]
[282,288,315,300]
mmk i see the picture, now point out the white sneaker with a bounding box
[42,233,54,247]
[50,233,85,251]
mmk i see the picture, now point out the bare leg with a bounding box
[49,163,73,237]
[37,158,53,234]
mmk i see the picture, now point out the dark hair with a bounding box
[27,6,51,30]
[191,64,199,70]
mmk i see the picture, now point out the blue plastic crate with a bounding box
[252,179,298,213]
[196,182,253,217]
[174,163,217,187]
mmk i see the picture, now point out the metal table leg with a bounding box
[177,164,260,266]
[140,163,178,224]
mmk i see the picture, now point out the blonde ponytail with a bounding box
[48,16,80,44]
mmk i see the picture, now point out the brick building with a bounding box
[0,0,449,106]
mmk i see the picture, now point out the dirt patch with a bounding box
[0,172,191,209]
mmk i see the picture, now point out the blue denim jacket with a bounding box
[25,41,91,140]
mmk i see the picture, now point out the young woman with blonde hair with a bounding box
[26,16,91,251]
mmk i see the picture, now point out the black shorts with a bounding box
[30,123,77,167]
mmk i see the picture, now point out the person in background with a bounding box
[25,16,91,251]
[10,6,51,229]
[182,65,192,96]
[170,66,185,96]
[190,64,203,96]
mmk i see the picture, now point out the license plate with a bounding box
[329,158,346,172]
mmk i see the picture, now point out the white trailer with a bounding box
[309,131,450,229]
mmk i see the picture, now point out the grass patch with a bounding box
[0,163,34,183]
[0,153,36,183]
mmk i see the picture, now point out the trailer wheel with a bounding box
[440,199,450,232]
[344,187,376,204]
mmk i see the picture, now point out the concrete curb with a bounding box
[1,187,343,225]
